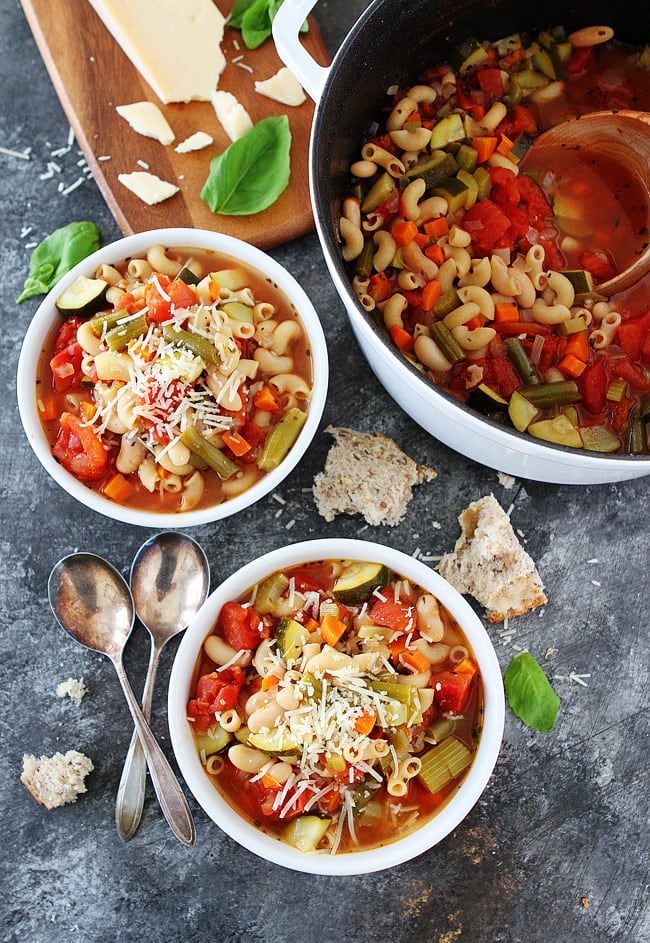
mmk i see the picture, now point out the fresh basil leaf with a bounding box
[201,116,291,216]
[504,652,560,733]
[17,221,100,303]
[226,0,257,29]
[241,0,273,49]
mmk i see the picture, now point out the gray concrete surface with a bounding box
[1,1,648,941]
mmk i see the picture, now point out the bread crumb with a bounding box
[497,471,517,489]
[56,677,87,705]
[437,493,547,622]
[21,750,94,809]
[313,426,436,527]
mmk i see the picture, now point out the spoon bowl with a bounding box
[48,551,195,846]
[531,110,650,296]
[115,532,210,842]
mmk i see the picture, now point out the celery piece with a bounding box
[606,379,627,403]
[180,427,239,479]
[426,717,457,744]
[258,407,307,471]
[456,169,479,209]
[283,815,331,853]
[473,166,491,201]
[557,317,588,337]
[418,736,472,793]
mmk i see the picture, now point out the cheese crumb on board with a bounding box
[115,102,175,145]
[118,171,180,205]
[211,90,253,142]
[21,751,94,809]
[254,67,306,107]
[87,0,226,104]
[175,131,214,154]
[437,493,547,623]
[56,677,87,705]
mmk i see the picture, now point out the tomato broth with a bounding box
[37,246,314,513]
[186,559,484,855]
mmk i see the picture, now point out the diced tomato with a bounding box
[566,46,594,77]
[484,353,522,399]
[254,780,312,821]
[196,667,245,712]
[489,166,521,207]
[331,762,367,785]
[578,248,617,283]
[462,199,512,256]
[290,570,326,593]
[49,342,85,392]
[218,601,269,651]
[496,104,537,139]
[368,271,395,303]
[145,274,174,322]
[535,236,565,272]
[52,412,109,482]
[53,317,83,353]
[477,67,504,101]
[610,396,634,435]
[367,596,416,634]
[579,356,608,415]
[610,357,650,392]
[616,311,650,363]
[168,279,198,310]
[517,173,554,225]
[536,334,565,375]
[431,670,475,716]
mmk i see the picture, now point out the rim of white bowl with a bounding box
[17,228,329,528]
[168,538,505,875]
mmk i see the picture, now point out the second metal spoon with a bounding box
[115,531,210,842]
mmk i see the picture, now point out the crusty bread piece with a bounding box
[56,677,87,705]
[21,750,94,810]
[313,426,436,526]
[437,493,547,622]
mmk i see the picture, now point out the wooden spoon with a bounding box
[531,110,650,296]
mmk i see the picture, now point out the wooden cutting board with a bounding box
[20,0,330,249]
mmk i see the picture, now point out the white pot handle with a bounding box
[272,0,329,103]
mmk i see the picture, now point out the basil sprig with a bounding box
[16,221,100,303]
[227,0,308,50]
[201,116,291,216]
[504,652,560,733]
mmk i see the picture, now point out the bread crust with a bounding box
[21,750,94,810]
[313,426,436,526]
[437,493,547,622]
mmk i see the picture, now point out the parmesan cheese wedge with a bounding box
[254,67,307,107]
[175,131,214,154]
[118,171,180,205]
[87,0,226,103]
[115,102,175,145]
[211,91,253,142]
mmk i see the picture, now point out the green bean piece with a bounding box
[89,308,131,336]
[504,337,540,385]
[180,427,239,480]
[105,314,148,351]
[430,321,465,364]
[521,380,581,407]
[354,238,375,278]
[162,324,219,365]
[433,289,460,319]
[258,407,307,471]
[629,415,648,455]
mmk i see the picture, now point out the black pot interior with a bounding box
[314,0,650,273]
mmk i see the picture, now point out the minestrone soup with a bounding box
[186,558,484,855]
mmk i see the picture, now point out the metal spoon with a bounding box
[48,552,196,847]
[115,532,209,842]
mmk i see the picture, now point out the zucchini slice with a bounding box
[275,616,309,662]
[283,815,331,852]
[56,275,109,317]
[332,561,390,606]
[248,727,299,754]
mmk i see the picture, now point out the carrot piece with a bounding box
[388,635,408,659]
[423,217,449,238]
[401,648,431,674]
[354,711,377,736]
[253,384,281,412]
[389,324,413,350]
[208,279,221,302]
[473,136,498,163]
[222,430,252,456]
[412,232,430,248]
[496,133,514,156]
[320,614,347,647]
[261,673,280,692]
[454,657,478,676]
[465,314,487,330]
[558,353,588,378]
[391,220,419,246]
[261,773,282,789]
[421,279,443,312]
[319,787,343,814]
[115,291,136,311]
[38,396,58,422]
[564,331,589,362]
[368,271,394,302]
[79,401,97,422]
[103,473,134,503]
[424,244,445,265]
[494,302,520,323]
